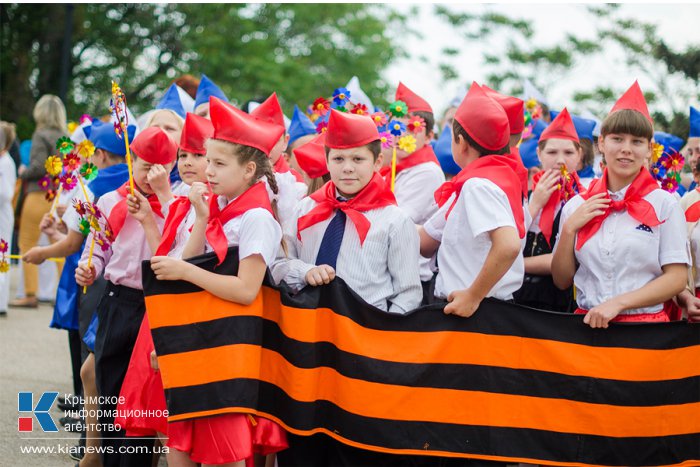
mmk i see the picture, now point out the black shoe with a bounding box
[69,444,84,461]
[0,310,7,317]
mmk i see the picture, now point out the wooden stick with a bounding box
[7,254,64,263]
[48,184,64,217]
[390,145,397,192]
[83,236,96,294]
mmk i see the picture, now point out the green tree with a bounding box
[1,3,406,139]
[434,4,699,137]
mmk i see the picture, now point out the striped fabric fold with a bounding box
[142,248,700,467]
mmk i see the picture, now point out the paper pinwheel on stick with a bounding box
[0,238,9,273]
[373,100,419,192]
[110,81,135,195]
[650,142,684,194]
[308,87,372,134]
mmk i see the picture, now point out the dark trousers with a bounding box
[79,275,108,361]
[94,281,155,467]
[68,330,83,397]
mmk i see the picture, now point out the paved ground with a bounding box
[0,266,81,466]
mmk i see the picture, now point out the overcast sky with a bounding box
[383,3,699,120]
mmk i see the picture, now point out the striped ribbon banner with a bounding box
[142,249,700,467]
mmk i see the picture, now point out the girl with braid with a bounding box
[148,96,288,466]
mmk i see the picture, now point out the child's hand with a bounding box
[529,169,560,215]
[75,263,96,287]
[39,213,58,236]
[147,164,171,197]
[685,294,700,323]
[444,288,482,318]
[23,247,47,265]
[583,299,623,328]
[56,204,67,218]
[151,256,191,281]
[563,193,610,235]
[188,182,210,219]
[126,192,154,224]
[150,350,159,371]
[305,265,336,286]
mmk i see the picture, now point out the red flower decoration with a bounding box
[312,97,330,116]
[371,112,388,128]
[63,153,81,172]
[316,121,328,134]
[0,238,8,254]
[407,115,426,134]
[350,103,368,115]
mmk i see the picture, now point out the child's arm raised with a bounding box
[126,192,161,254]
[551,193,609,290]
[182,182,209,259]
[150,254,267,305]
[147,164,174,208]
[444,225,521,317]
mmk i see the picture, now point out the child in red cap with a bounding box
[384,82,445,301]
[273,108,422,466]
[552,81,690,327]
[271,109,422,314]
[513,108,585,312]
[251,92,307,230]
[114,112,215,448]
[147,96,288,467]
[419,82,528,317]
[74,126,178,467]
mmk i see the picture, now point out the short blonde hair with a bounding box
[0,121,17,153]
[33,94,67,131]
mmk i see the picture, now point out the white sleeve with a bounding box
[394,166,444,224]
[423,199,450,242]
[236,209,282,266]
[270,201,315,291]
[659,201,692,267]
[387,213,423,314]
[464,180,515,237]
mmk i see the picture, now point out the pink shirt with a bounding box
[79,190,165,290]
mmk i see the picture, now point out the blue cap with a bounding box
[550,110,596,141]
[194,74,228,109]
[288,106,317,146]
[434,126,461,175]
[89,120,136,157]
[519,119,549,169]
[654,131,684,154]
[691,106,700,138]
[156,84,187,119]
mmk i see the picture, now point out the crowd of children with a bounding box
[3,74,700,467]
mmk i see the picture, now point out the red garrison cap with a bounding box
[540,108,579,143]
[294,133,328,179]
[395,82,433,114]
[610,80,653,125]
[209,96,284,156]
[325,109,379,150]
[179,112,214,155]
[454,82,510,151]
[130,126,178,165]
[482,85,524,135]
[251,92,286,130]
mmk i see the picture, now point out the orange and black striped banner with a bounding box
[143,249,700,467]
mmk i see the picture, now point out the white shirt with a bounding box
[266,171,307,232]
[202,195,282,266]
[557,186,691,314]
[79,190,165,290]
[393,162,445,281]
[424,178,528,301]
[271,195,423,314]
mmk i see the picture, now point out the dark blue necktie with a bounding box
[315,207,346,269]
